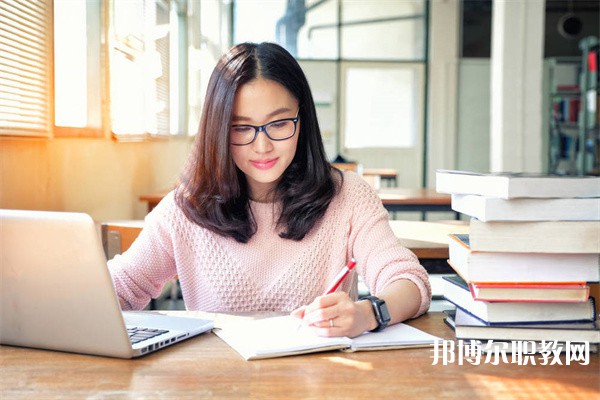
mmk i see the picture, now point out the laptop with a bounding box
[0,209,214,358]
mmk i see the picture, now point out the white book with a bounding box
[468,219,600,253]
[451,194,600,221]
[436,169,600,199]
[214,315,441,360]
[449,234,600,283]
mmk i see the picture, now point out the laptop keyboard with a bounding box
[127,327,169,344]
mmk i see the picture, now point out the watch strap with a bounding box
[363,295,391,332]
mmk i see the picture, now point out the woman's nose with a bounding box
[251,128,274,152]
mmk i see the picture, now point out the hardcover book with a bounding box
[450,194,600,222]
[448,234,600,283]
[435,169,600,199]
[450,307,600,343]
[468,282,589,303]
[442,275,597,325]
[467,219,600,253]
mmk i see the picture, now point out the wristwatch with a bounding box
[363,295,391,332]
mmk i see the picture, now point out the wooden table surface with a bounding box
[391,220,469,259]
[377,187,451,205]
[1,312,597,399]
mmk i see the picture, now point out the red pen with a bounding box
[323,258,357,295]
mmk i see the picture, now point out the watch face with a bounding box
[379,301,391,323]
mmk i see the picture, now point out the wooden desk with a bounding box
[101,220,146,259]
[139,192,167,213]
[362,167,398,187]
[391,220,468,275]
[390,220,468,260]
[378,187,457,220]
[1,312,597,399]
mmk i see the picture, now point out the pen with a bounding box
[323,258,357,295]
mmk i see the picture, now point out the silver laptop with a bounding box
[0,209,213,358]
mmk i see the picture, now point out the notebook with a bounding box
[0,209,214,358]
[214,315,441,360]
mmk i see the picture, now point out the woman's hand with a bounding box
[291,280,423,338]
[291,292,376,338]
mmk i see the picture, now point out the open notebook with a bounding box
[214,315,441,360]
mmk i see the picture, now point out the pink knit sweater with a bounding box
[108,172,431,316]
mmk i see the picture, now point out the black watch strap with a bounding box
[363,295,391,332]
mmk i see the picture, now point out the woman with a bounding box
[109,42,431,338]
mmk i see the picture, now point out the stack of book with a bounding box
[435,170,600,346]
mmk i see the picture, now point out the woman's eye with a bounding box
[232,126,253,133]
[269,122,286,129]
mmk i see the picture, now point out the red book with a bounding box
[588,50,597,72]
[569,98,580,123]
[469,282,590,303]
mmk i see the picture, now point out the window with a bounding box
[53,0,103,137]
[109,0,186,137]
[234,0,339,59]
[342,64,421,149]
[0,0,53,137]
[1,0,200,139]
[233,0,428,154]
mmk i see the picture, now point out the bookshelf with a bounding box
[547,57,581,175]
[577,36,599,176]
[547,37,600,176]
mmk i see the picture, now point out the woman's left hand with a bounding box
[290,292,375,338]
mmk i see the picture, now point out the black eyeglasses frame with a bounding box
[229,111,300,146]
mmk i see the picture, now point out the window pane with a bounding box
[110,0,179,136]
[234,0,338,59]
[234,0,287,45]
[188,0,231,135]
[54,0,88,127]
[341,0,425,60]
[343,66,417,148]
[296,0,339,59]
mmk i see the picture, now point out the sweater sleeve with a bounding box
[107,192,178,310]
[344,173,431,318]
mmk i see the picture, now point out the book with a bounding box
[443,313,599,353]
[468,219,600,253]
[443,309,457,330]
[213,315,441,360]
[448,234,600,283]
[450,194,600,222]
[450,307,600,343]
[442,275,597,325]
[435,169,600,199]
[474,340,599,354]
[469,282,589,303]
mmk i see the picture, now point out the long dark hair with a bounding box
[175,42,339,243]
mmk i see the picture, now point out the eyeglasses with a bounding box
[230,110,299,146]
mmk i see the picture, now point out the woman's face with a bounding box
[230,78,300,202]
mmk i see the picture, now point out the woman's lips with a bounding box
[251,158,278,170]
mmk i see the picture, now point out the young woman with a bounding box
[108,42,431,338]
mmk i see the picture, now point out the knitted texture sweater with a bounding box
[108,171,431,316]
